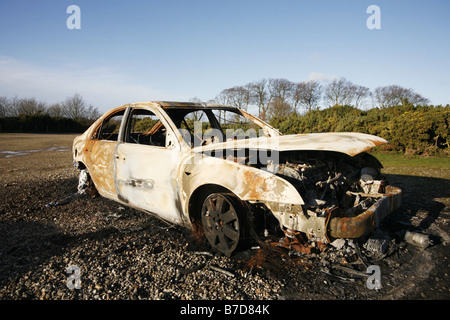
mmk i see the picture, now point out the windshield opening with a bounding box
[164,107,267,147]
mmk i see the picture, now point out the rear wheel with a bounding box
[201,193,246,256]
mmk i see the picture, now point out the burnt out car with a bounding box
[73,101,402,256]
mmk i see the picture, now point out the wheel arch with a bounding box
[74,160,87,170]
[187,183,236,224]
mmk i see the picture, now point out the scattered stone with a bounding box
[363,229,390,255]
[330,239,346,250]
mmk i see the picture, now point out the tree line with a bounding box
[207,77,447,155]
[211,77,430,121]
[1,79,448,156]
[0,93,100,133]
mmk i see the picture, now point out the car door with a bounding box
[114,107,183,224]
[84,108,126,200]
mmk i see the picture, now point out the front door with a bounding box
[114,108,182,224]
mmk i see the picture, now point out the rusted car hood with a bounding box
[195,132,387,157]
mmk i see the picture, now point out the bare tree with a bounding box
[265,78,295,120]
[189,97,202,103]
[0,96,10,117]
[268,100,293,119]
[85,104,100,121]
[62,93,99,120]
[292,80,322,113]
[46,103,64,118]
[214,90,232,105]
[267,78,294,106]
[218,86,251,111]
[62,93,86,120]
[247,79,271,120]
[374,85,398,108]
[323,77,357,107]
[323,77,372,109]
[408,92,430,105]
[14,97,47,116]
[353,85,371,109]
[188,97,204,121]
[232,86,252,111]
[374,85,430,108]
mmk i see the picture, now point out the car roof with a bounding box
[154,101,238,110]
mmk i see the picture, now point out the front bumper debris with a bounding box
[328,185,402,239]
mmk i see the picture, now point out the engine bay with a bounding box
[266,151,388,218]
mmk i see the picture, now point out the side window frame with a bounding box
[124,107,168,147]
[92,108,127,141]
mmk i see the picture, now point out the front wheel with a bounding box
[201,193,246,256]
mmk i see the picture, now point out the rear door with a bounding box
[84,108,126,199]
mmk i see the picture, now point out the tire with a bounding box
[201,193,247,256]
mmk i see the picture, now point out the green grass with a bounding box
[372,152,450,169]
[371,152,450,179]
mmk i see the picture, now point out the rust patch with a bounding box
[190,220,206,246]
[242,170,268,200]
[368,138,387,147]
[293,134,309,137]
[270,229,314,255]
[346,137,388,156]
[328,186,402,239]
[244,246,312,272]
[84,141,118,196]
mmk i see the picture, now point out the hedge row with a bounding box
[270,104,449,156]
[1,104,449,156]
[0,114,92,133]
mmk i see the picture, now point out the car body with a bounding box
[73,101,402,255]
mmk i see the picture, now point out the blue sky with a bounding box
[0,0,449,113]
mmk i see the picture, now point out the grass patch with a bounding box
[371,152,450,179]
[372,152,450,169]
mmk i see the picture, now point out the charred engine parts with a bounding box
[266,151,386,220]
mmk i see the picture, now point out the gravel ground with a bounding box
[0,134,449,303]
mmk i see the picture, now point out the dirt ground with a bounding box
[0,133,449,301]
